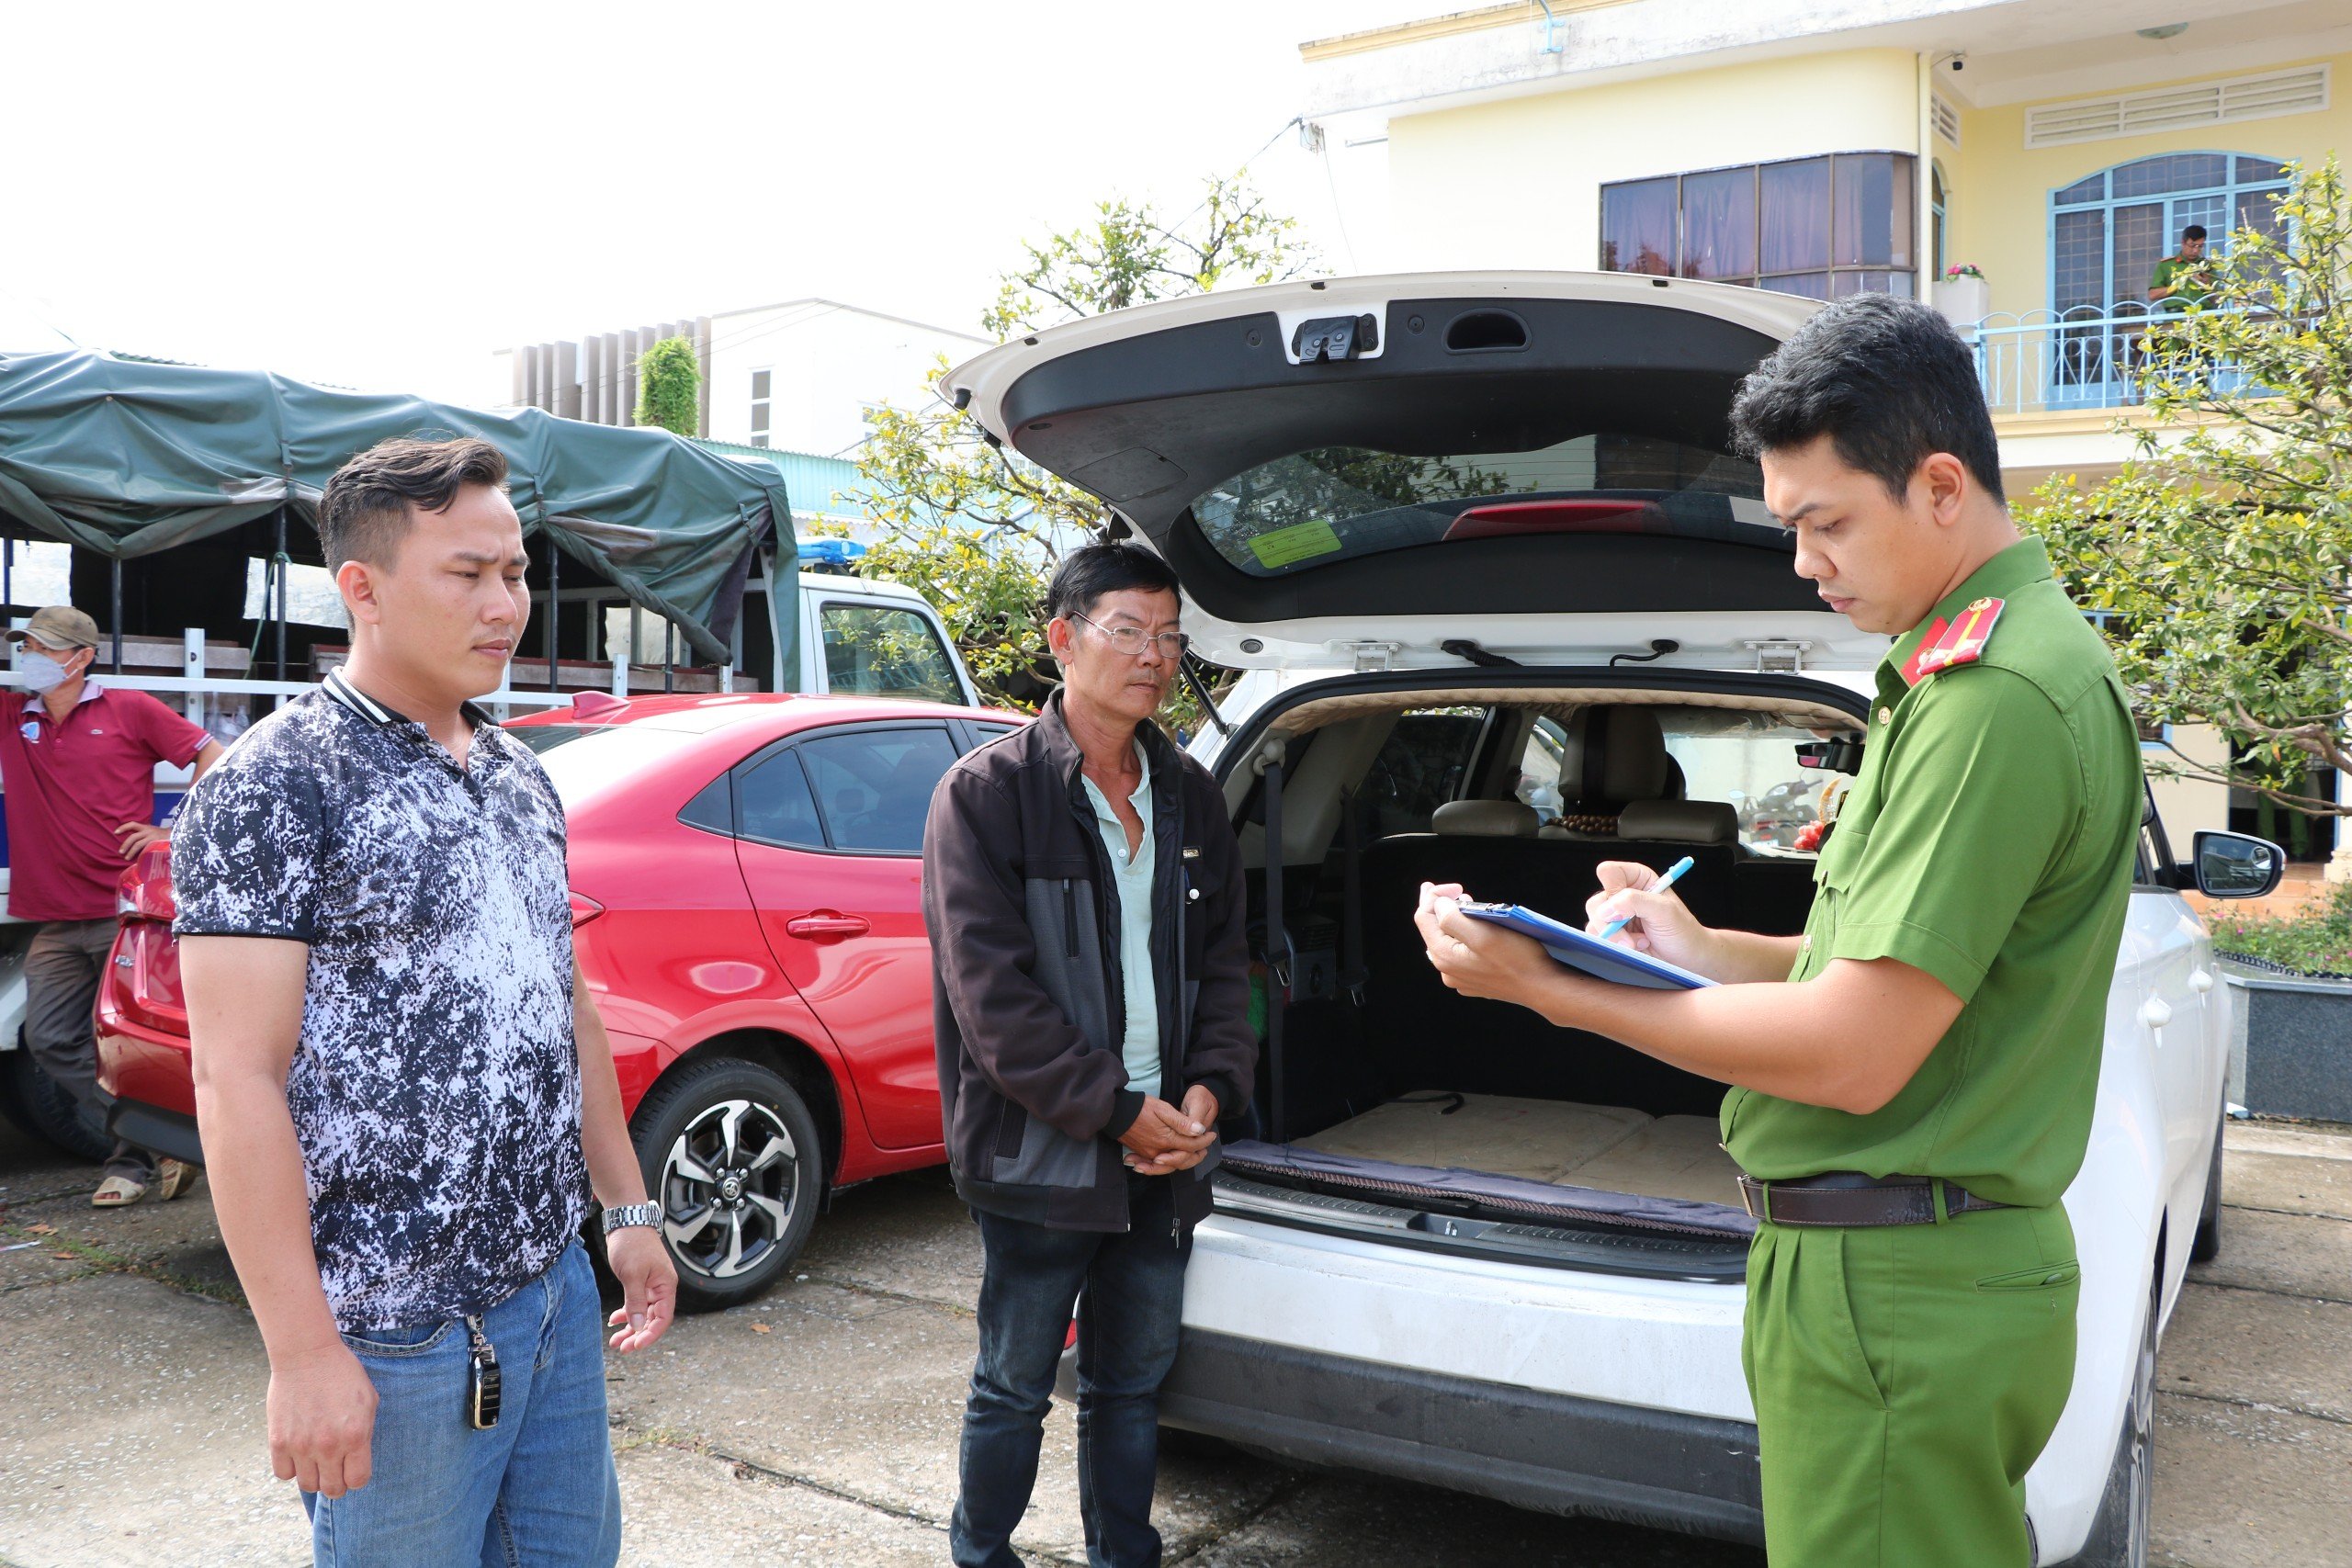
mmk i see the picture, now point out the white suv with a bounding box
[944,273,2280,1565]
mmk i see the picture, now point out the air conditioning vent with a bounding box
[2026,65,2328,149]
[1932,94,1962,147]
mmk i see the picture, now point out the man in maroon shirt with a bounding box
[3,605,222,1204]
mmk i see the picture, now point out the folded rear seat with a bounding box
[1351,705,1751,1116]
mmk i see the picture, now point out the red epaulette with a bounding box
[1906,598,2006,683]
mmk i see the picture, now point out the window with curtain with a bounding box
[1600,179,1677,276]
[1600,153,1917,300]
[2047,152,2291,315]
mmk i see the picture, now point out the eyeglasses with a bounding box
[1069,611,1190,661]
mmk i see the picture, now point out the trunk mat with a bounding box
[1221,1134,1755,1240]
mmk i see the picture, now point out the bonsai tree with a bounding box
[2030,157,2352,819]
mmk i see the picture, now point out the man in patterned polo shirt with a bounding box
[174,437,676,1566]
[1417,296,2140,1563]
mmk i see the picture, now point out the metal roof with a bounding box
[693,439,865,521]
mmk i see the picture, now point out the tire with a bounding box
[2071,1268,2158,1566]
[0,1039,111,1163]
[2189,1111,2223,1264]
[628,1056,825,1313]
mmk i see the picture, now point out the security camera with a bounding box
[1950,54,1965,72]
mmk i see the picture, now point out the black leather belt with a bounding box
[1737,1171,2012,1227]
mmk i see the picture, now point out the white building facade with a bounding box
[492,298,985,457]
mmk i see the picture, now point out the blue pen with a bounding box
[1598,855,1694,941]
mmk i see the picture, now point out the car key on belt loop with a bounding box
[465,1315,502,1429]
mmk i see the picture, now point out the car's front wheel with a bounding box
[628,1057,824,1312]
[2071,1267,2159,1566]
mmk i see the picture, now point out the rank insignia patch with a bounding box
[1908,597,2006,682]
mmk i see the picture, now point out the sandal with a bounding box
[92,1175,148,1208]
[156,1159,202,1201]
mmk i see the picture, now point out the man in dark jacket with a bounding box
[924,541,1257,1568]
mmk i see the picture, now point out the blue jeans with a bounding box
[951,1172,1192,1568]
[305,1242,620,1568]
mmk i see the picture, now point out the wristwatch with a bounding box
[602,1202,662,1235]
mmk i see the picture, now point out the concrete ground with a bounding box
[0,1117,2343,1568]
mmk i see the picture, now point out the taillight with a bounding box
[116,843,177,922]
[570,891,605,927]
[105,920,187,1033]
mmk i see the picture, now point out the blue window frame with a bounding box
[2039,152,2290,408]
[2047,152,2290,316]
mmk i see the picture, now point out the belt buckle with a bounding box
[1737,1177,1767,1222]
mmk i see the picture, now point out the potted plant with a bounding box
[2209,880,2352,1122]
[1934,263,1990,327]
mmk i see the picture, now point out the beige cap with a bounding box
[6,605,102,651]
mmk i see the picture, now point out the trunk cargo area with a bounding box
[1224,708,1831,1247]
[1295,1094,1743,1210]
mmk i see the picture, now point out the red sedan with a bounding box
[96,692,1022,1308]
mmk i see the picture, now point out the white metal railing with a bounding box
[1969,299,2254,417]
[1,644,591,746]
[0,648,596,918]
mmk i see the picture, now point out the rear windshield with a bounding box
[1193,433,1778,579]
[509,723,697,807]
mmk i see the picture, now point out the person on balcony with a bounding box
[2149,224,2213,309]
[2,604,222,1206]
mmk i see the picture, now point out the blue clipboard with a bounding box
[1455,901,1717,990]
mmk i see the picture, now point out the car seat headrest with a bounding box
[1557,705,1675,805]
[1617,798,1738,845]
[1431,800,1543,838]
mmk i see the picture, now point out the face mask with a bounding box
[16,649,73,695]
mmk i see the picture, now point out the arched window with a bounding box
[1931,161,1949,279]
[2048,152,2290,314]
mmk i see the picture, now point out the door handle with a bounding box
[786,913,870,942]
[2188,971,2213,994]
[2140,997,2173,1029]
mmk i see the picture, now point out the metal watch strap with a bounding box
[602,1201,662,1234]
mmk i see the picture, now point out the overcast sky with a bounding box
[6,1,1430,402]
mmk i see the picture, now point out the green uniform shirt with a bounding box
[2150,254,2212,307]
[1080,740,1163,1100]
[1722,539,2143,1208]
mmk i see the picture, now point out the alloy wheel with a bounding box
[659,1099,798,1280]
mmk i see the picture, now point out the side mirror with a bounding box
[2191,830,2284,898]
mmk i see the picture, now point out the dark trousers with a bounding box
[951,1172,1191,1568]
[25,918,153,1182]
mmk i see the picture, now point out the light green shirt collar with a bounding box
[1881,537,2054,695]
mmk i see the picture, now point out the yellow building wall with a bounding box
[1385,49,1924,273]
[1939,53,2352,321]
[2147,724,2234,845]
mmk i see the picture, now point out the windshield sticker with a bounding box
[1248,518,1344,570]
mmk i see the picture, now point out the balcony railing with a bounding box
[1970,299,2251,417]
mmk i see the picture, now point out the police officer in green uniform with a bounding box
[1415,294,2142,1565]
